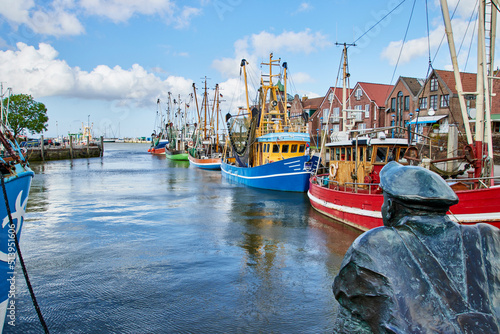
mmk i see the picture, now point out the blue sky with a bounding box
[0,0,482,138]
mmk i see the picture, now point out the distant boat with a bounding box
[148,99,169,155]
[165,93,190,161]
[0,97,34,331]
[221,54,319,192]
[188,78,223,170]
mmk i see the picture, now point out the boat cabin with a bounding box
[253,132,310,166]
[325,137,410,190]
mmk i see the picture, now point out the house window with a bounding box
[419,97,428,109]
[440,94,449,108]
[355,88,362,100]
[365,104,370,118]
[333,107,340,118]
[358,123,367,133]
[322,108,329,122]
[354,105,363,121]
[404,96,410,110]
[430,95,438,110]
[391,97,396,112]
[333,124,340,132]
[328,93,334,102]
[430,76,438,91]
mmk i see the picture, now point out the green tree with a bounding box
[2,94,48,138]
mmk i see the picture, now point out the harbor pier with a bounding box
[25,136,104,161]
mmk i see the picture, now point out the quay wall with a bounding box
[26,146,102,161]
[25,135,103,162]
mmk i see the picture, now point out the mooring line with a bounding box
[1,175,49,333]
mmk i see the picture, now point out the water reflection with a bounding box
[9,143,363,333]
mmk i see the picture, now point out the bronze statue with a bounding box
[332,162,500,333]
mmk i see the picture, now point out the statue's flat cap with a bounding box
[380,161,459,207]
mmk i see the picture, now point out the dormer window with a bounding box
[430,76,438,91]
[355,88,362,100]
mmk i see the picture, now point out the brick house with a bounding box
[349,82,393,132]
[309,87,349,147]
[413,69,477,138]
[384,76,424,138]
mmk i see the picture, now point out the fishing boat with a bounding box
[0,93,35,331]
[165,94,190,161]
[221,54,320,192]
[148,98,169,155]
[308,1,500,231]
[188,79,223,170]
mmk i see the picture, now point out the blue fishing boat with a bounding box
[221,54,319,192]
[0,128,34,331]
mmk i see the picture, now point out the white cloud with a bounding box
[0,42,193,106]
[292,2,312,15]
[381,17,475,66]
[212,29,330,113]
[0,0,201,38]
[290,72,314,84]
[0,0,84,36]
[213,29,331,78]
[79,0,175,23]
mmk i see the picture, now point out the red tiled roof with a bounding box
[302,96,323,109]
[434,69,476,94]
[356,82,393,107]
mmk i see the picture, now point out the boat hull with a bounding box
[166,150,188,161]
[221,156,319,192]
[188,154,221,170]
[308,176,500,231]
[148,147,166,155]
[0,164,34,331]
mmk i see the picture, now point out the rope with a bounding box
[390,0,417,84]
[0,175,49,333]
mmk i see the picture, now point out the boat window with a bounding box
[366,146,373,162]
[388,148,397,162]
[267,144,270,152]
[346,148,352,161]
[341,147,346,160]
[398,147,407,162]
[291,144,298,153]
[282,144,289,153]
[334,148,341,160]
[273,144,280,153]
[358,147,364,162]
[298,144,305,153]
[375,147,388,163]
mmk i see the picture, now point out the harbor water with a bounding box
[5,143,361,333]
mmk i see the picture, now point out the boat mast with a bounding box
[342,44,348,132]
[203,76,208,140]
[240,59,251,117]
[215,84,220,152]
[192,83,200,128]
[439,0,474,145]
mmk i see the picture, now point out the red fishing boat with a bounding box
[308,1,500,231]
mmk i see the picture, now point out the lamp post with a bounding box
[316,128,319,148]
[391,114,395,138]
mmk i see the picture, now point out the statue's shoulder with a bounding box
[351,227,398,250]
[342,227,401,268]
